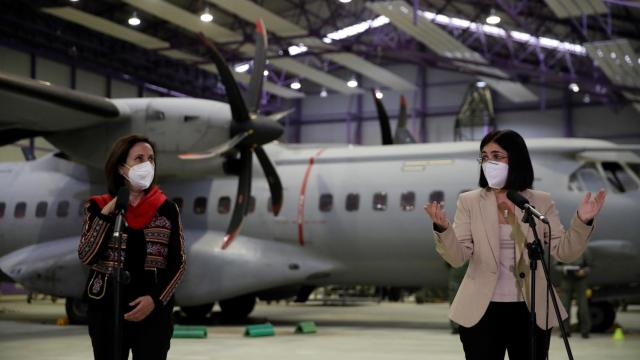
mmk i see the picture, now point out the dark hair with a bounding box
[104,134,157,196]
[478,129,533,191]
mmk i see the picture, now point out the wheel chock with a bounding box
[244,323,275,337]
[173,325,208,338]
[295,321,317,334]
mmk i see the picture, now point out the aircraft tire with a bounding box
[180,303,214,320]
[589,300,616,333]
[65,297,88,325]
[219,294,256,320]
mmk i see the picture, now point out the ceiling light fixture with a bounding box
[476,80,487,88]
[569,82,580,93]
[263,70,269,76]
[347,76,358,88]
[200,7,213,22]
[290,80,301,90]
[320,88,328,97]
[339,0,353,3]
[486,9,501,25]
[375,89,384,99]
[234,63,250,73]
[128,11,141,26]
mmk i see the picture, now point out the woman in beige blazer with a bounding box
[424,129,606,360]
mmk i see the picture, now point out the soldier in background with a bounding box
[557,249,592,338]
[447,261,469,334]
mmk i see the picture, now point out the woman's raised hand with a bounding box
[577,188,607,223]
[424,201,449,231]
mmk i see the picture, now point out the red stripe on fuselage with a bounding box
[297,148,326,246]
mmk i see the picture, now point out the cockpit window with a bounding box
[628,163,640,180]
[602,162,638,193]
[568,163,605,192]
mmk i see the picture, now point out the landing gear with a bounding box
[180,303,214,320]
[65,297,88,324]
[219,294,256,320]
[590,300,616,333]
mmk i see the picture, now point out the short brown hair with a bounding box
[104,134,157,196]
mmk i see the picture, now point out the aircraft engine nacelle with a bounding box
[46,97,233,178]
[0,238,88,298]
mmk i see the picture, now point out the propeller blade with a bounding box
[267,108,294,123]
[397,95,407,129]
[222,148,253,249]
[393,95,416,144]
[254,146,283,216]
[245,19,268,114]
[198,33,250,124]
[372,89,393,145]
[178,130,253,160]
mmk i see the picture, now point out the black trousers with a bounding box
[87,300,173,360]
[458,302,551,360]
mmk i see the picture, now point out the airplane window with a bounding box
[400,191,415,211]
[568,163,605,192]
[217,197,231,214]
[429,191,445,209]
[36,201,48,218]
[57,201,70,217]
[602,162,638,193]
[319,194,333,212]
[172,197,183,211]
[629,163,640,178]
[147,110,165,121]
[248,196,256,214]
[194,197,207,214]
[345,193,359,212]
[0,202,5,218]
[15,202,26,218]
[373,192,387,211]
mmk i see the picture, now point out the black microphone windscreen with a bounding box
[115,186,129,212]
[506,190,529,209]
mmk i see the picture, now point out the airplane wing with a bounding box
[0,72,127,146]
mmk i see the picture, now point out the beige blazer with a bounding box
[434,188,594,329]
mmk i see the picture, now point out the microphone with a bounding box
[113,186,129,238]
[506,190,549,224]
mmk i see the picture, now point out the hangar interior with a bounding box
[1,0,639,164]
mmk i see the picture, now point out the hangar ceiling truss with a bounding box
[1,0,639,110]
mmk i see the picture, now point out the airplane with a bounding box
[1,23,639,333]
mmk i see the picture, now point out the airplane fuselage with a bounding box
[1,141,639,306]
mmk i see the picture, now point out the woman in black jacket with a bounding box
[78,134,186,360]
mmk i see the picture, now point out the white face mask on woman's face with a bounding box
[482,161,509,189]
[124,161,154,190]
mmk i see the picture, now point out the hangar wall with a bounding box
[1,44,638,164]
[298,64,640,145]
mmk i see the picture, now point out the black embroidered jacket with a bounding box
[78,199,186,307]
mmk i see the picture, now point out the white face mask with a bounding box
[124,161,154,190]
[482,161,509,189]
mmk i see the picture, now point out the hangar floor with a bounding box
[1,295,638,359]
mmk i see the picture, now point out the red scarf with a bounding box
[90,185,167,230]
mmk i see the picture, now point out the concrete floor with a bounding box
[1,295,639,359]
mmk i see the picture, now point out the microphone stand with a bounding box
[112,207,127,360]
[522,208,574,360]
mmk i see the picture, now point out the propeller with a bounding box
[183,20,283,249]
[372,89,393,146]
[371,91,416,145]
[393,95,416,144]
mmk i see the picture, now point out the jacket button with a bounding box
[519,272,525,279]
